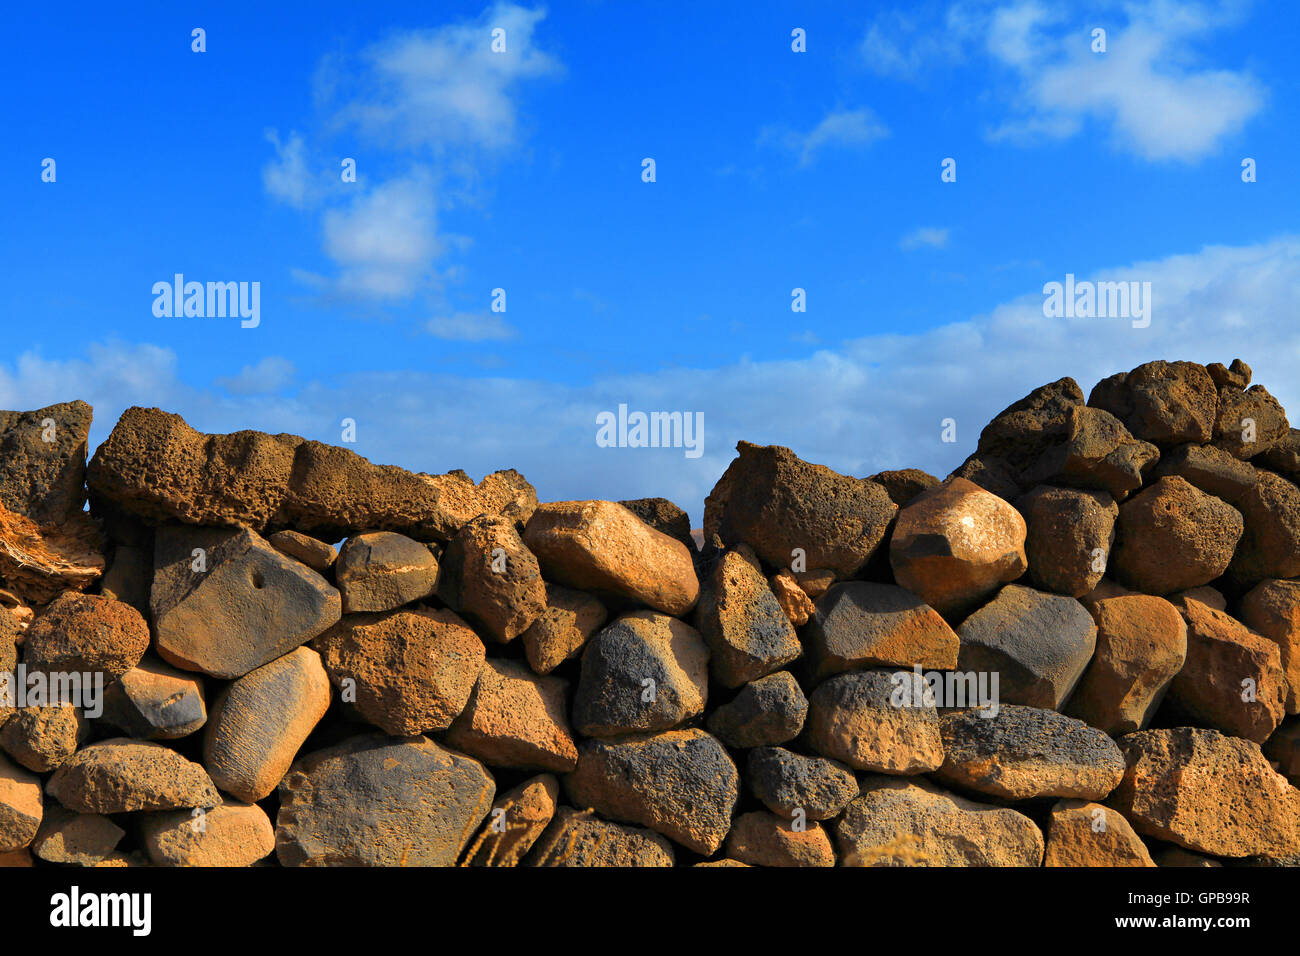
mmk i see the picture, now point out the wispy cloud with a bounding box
[762,108,891,166]
[426,311,516,341]
[900,226,951,250]
[214,357,296,395]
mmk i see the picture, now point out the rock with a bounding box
[694,545,801,687]
[869,468,940,506]
[805,582,959,682]
[276,734,495,866]
[1207,358,1251,390]
[572,611,709,738]
[463,774,558,867]
[565,729,739,855]
[705,671,807,748]
[695,858,749,867]
[526,807,674,867]
[1155,847,1222,867]
[268,530,337,573]
[203,646,332,802]
[151,525,341,678]
[1240,579,1300,713]
[1153,443,1258,504]
[0,401,92,526]
[1088,360,1218,446]
[935,706,1125,801]
[335,531,440,614]
[1110,727,1300,858]
[1228,470,1300,587]
[47,738,219,813]
[1109,477,1242,595]
[725,811,835,867]
[949,454,1022,501]
[520,583,607,675]
[957,584,1097,710]
[768,570,814,626]
[99,542,151,613]
[1169,585,1228,614]
[835,775,1044,866]
[0,754,42,851]
[0,849,30,866]
[703,442,897,579]
[524,500,699,615]
[806,669,944,773]
[102,656,207,740]
[1168,598,1286,743]
[1065,595,1187,734]
[1020,406,1158,500]
[1259,428,1300,481]
[617,497,695,551]
[32,806,124,865]
[889,478,1027,619]
[313,606,484,736]
[0,705,87,772]
[445,659,578,772]
[22,592,149,682]
[747,747,858,820]
[1044,800,1155,867]
[438,515,544,642]
[794,568,836,599]
[1263,720,1300,786]
[86,405,534,542]
[974,377,1086,476]
[1214,384,1289,458]
[140,799,275,867]
[1016,486,1117,597]
[0,505,105,605]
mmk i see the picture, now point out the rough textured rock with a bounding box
[151,525,341,678]
[1088,360,1218,446]
[47,738,219,814]
[0,754,42,852]
[437,515,545,642]
[1240,579,1300,714]
[32,806,124,865]
[520,583,607,675]
[1153,442,1258,504]
[869,468,940,507]
[464,774,559,867]
[0,704,87,772]
[1016,486,1117,597]
[572,611,709,738]
[526,807,674,867]
[889,478,1027,619]
[1065,595,1187,734]
[1228,470,1300,587]
[276,734,495,867]
[22,592,149,681]
[1110,727,1300,858]
[794,569,836,600]
[617,497,695,551]
[203,646,332,802]
[956,584,1097,710]
[835,775,1044,867]
[805,582,958,681]
[1020,405,1158,500]
[445,658,578,772]
[725,811,835,867]
[99,541,151,612]
[141,799,275,867]
[1207,358,1252,391]
[768,569,814,626]
[102,657,207,740]
[1044,800,1155,867]
[806,669,944,774]
[1109,477,1242,595]
[694,545,801,687]
[1155,847,1222,867]
[565,729,739,855]
[1259,428,1300,481]
[1263,720,1300,786]
[704,442,897,579]
[268,530,337,573]
[705,671,807,748]
[747,746,858,820]
[313,606,484,736]
[524,500,699,615]
[1214,384,1289,459]
[1168,598,1286,743]
[973,377,1085,477]
[336,531,440,614]
[0,401,92,526]
[935,706,1126,801]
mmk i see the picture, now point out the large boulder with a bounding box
[101,657,207,740]
[746,747,858,821]
[1088,360,1218,446]
[0,401,93,526]
[1152,443,1257,504]
[1213,384,1289,459]
[140,799,275,867]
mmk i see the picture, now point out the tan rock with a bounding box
[1263,719,1300,786]
[0,704,88,772]
[694,545,801,687]
[22,592,149,681]
[1240,579,1300,713]
[769,569,814,627]
[806,669,944,774]
[268,530,337,573]
[140,799,275,867]
[889,477,1027,619]
[462,774,558,867]
[444,658,578,772]
[0,754,42,851]
[725,811,835,867]
[438,515,545,643]
[524,500,699,615]
[47,738,219,814]
[1155,847,1222,867]
[103,656,207,740]
[1044,800,1155,867]
[32,806,124,865]
[794,569,836,599]
[520,583,607,675]
[805,582,959,681]
[526,807,674,867]
[335,531,440,613]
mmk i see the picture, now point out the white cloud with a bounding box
[214,357,296,395]
[8,238,1300,525]
[262,131,314,209]
[764,108,891,166]
[426,312,516,341]
[901,227,951,250]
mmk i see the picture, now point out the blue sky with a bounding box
[3,1,1298,523]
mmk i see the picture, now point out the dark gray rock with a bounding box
[747,746,858,820]
[705,671,807,748]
